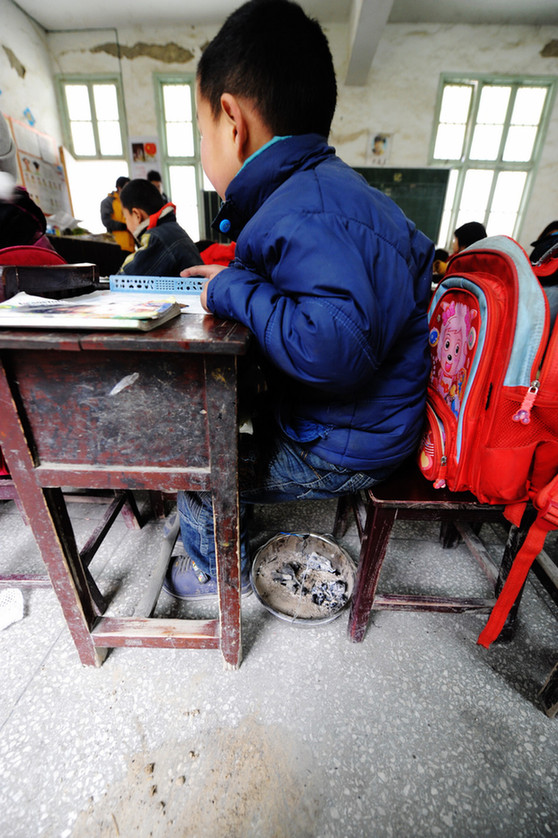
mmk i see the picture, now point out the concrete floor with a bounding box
[0,494,557,838]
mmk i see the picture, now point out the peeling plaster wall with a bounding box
[46,19,558,247]
[328,23,558,247]
[48,25,208,139]
[0,0,61,146]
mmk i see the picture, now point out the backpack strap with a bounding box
[477,473,558,648]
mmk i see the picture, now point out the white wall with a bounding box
[0,0,61,149]
[7,6,558,250]
[328,22,558,249]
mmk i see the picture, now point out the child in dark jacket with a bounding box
[118,179,202,276]
[164,0,434,600]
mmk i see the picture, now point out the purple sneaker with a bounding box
[163,555,252,601]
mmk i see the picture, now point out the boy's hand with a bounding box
[180,264,226,313]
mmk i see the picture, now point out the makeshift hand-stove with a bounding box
[251,532,356,625]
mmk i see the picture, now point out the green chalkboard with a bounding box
[353,167,449,244]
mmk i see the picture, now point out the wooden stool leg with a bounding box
[333,494,353,539]
[539,663,558,718]
[440,520,483,548]
[147,490,167,520]
[347,504,397,643]
[119,491,143,529]
[493,519,534,642]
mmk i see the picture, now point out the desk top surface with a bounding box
[0,313,251,355]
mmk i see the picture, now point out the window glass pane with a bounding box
[491,170,526,211]
[486,171,526,238]
[469,124,503,161]
[93,84,119,121]
[168,165,199,242]
[433,124,466,160]
[163,85,192,122]
[439,85,472,123]
[166,122,194,157]
[70,121,96,156]
[502,125,537,162]
[486,212,516,238]
[65,85,91,121]
[511,87,546,125]
[98,121,123,156]
[456,169,493,227]
[476,86,511,124]
[63,152,129,234]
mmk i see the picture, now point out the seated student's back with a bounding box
[118,179,202,276]
[164,0,435,602]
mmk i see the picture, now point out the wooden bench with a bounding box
[333,461,519,643]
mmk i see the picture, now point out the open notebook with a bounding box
[0,291,182,331]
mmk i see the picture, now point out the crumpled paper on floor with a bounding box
[0,588,24,631]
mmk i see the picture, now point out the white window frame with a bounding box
[155,74,207,242]
[55,75,128,160]
[429,74,556,248]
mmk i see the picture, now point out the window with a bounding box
[156,76,212,242]
[56,76,126,159]
[55,76,129,234]
[430,76,555,247]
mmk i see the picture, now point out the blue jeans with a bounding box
[177,431,393,578]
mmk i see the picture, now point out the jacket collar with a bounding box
[213,134,334,241]
[134,202,176,244]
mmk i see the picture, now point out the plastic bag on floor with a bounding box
[0,588,24,631]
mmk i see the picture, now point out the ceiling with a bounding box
[13,0,558,85]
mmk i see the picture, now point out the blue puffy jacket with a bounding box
[207,134,434,472]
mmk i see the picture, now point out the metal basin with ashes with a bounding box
[250,532,356,625]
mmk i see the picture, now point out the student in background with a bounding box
[529,220,558,265]
[451,221,487,255]
[118,178,202,276]
[100,176,134,253]
[530,220,558,329]
[147,170,169,203]
[166,0,434,600]
[432,247,449,281]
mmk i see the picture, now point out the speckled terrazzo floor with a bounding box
[0,495,557,838]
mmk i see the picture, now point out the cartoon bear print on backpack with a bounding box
[429,299,478,418]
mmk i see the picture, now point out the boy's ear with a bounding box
[220,92,272,162]
[132,207,148,223]
[220,93,250,160]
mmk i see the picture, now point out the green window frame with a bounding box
[429,74,556,247]
[55,75,127,160]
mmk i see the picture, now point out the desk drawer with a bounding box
[9,349,213,469]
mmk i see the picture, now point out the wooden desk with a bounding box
[0,315,250,668]
[48,234,126,276]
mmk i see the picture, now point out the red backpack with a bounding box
[417,235,558,647]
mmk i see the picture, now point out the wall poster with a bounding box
[8,115,73,217]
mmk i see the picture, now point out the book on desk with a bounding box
[0,291,182,331]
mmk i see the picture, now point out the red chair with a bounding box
[0,245,66,266]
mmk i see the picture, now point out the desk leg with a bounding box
[0,363,105,666]
[205,356,242,669]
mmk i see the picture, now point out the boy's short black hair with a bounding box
[197,0,337,137]
[116,176,130,190]
[120,179,165,215]
[454,221,487,249]
[147,170,162,181]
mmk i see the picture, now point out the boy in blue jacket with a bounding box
[164,0,434,600]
